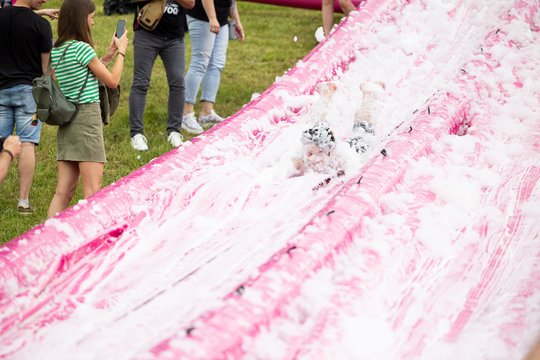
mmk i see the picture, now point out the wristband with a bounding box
[118,52,125,57]
[2,149,14,161]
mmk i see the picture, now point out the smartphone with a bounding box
[115,19,126,38]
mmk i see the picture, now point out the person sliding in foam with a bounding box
[290,81,383,177]
[292,121,342,176]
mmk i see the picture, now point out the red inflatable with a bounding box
[239,0,364,13]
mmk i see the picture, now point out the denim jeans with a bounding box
[185,15,229,105]
[0,84,41,144]
[128,30,186,137]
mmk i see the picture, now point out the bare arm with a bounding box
[35,8,59,19]
[87,31,129,88]
[40,52,50,75]
[229,0,244,41]
[202,0,220,34]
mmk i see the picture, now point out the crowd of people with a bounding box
[0,0,360,218]
[0,0,246,216]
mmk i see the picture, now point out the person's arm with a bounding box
[0,136,21,185]
[35,8,59,19]
[229,0,244,41]
[202,0,220,34]
[40,52,50,75]
[176,0,195,10]
[88,31,129,88]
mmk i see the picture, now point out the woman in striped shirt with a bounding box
[47,0,128,218]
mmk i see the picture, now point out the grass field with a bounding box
[0,1,333,244]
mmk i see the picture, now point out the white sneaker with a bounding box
[167,131,183,148]
[181,112,204,135]
[198,110,224,124]
[131,134,148,151]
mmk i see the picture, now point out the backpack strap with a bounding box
[76,70,91,103]
[51,41,73,74]
[52,41,90,103]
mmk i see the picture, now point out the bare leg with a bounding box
[17,142,35,203]
[200,100,214,116]
[339,0,356,15]
[526,339,540,360]
[79,161,104,199]
[48,161,79,218]
[322,0,334,36]
[183,102,195,115]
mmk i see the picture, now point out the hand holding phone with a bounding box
[115,19,126,38]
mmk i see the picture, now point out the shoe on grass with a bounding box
[167,131,183,148]
[131,134,149,151]
[181,112,203,135]
[18,205,36,215]
[198,110,224,124]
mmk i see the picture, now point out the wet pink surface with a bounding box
[0,0,538,358]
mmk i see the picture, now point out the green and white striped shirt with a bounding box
[51,40,99,104]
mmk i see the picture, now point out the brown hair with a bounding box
[54,0,96,48]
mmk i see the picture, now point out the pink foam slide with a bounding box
[145,1,540,359]
[239,0,363,13]
[1,0,539,358]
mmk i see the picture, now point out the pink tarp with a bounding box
[239,0,363,13]
[1,0,539,358]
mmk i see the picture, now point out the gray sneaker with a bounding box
[198,110,224,124]
[181,112,204,135]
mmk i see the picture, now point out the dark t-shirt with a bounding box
[133,0,187,39]
[187,0,232,26]
[0,6,53,89]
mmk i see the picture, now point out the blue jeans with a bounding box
[0,84,41,144]
[185,15,229,105]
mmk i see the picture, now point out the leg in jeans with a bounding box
[13,84,41,207]
[0,87,16,139]
[184,16,216,110]
[129,30,162,137]
[48,161,79,218]
[200,23,229,115]
[160,37,185,135]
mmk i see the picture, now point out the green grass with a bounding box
[0,1,333,244]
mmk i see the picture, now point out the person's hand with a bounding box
[3,136,21,158]
[234,21,245,41]
[209,18,220,34]
[36,8,59,19]
[292,158,305,176]
[113,29,129,57]
[102,36,118,64]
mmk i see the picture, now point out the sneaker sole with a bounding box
[18,208,36,215]
[131,142,149,151]
[181,126,203,135]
